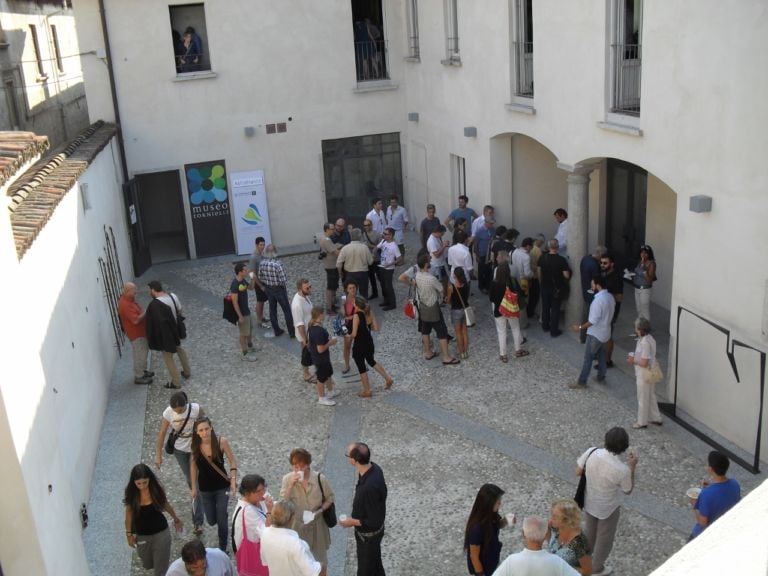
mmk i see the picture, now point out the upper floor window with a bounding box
[442,0,460,64]
[29,25,46,78]
[352,0,389,82]
[609,0,642,116]
[511,0,533,98]
[169,4,211,74]
[50,25,64,73]
[405,0,420,60]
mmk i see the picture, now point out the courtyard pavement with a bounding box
[85,232,766,576]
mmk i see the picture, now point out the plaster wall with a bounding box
[0,139,130,575]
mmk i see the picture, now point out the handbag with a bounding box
[318,473,337,528]
[574,447,599,508]
[232,506,269,576]
[170,294,187,339]
[165,403,191,455]
[499,287,520,318]
[646,360,664,384]
[452,282,475,327]
[404,266,419,321]
[223,294,239,325]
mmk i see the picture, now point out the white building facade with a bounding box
[73,0,766,521]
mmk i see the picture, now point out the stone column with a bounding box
[564,168,592,327]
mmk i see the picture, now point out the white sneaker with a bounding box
[317,396,336,406]
[593,566,613,576]
[241,352,257,362]
[326,389,341,399]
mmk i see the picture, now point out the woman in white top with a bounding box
[232,474,273,576]
[627,316,663,429]
[154,391,205,532]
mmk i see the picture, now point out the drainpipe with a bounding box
[98,0,129,183]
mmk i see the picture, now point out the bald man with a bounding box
[117,282,154,384]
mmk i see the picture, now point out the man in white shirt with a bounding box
[447,230,473,287]
[260,501,321,576]
[493,516,579,576]
[365,197,387,235]
[426,224,450,289]
[377,227,401,310]
[386,194,409,255]
[166,540,233,576]
[291,278,316,383]
[570,274,615,388]
[511,238,534,329]
[575,427,638,576]
[470,204,495,239]
[553,208,568,257]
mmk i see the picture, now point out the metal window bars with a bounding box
[611,43,641,116]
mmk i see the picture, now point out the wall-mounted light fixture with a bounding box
[408,112,419,122]
[244,126,256,137]
[689,195,712,213]
[464,126,477,138]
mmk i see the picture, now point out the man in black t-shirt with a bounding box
[538,239,571,337]
[600,254,624,367]
[230,263,256,361]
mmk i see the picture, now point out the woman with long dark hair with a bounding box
[632,244,657,321]
[490,252,529,362]
[350,295,393,397]
[464,483,511,575]
[123,463,182,576]
[190,417,239,551]
[445,266,471,358]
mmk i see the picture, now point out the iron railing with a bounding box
[514,41,534,97]
[611,43,642,116]
[408,34,420,59]
[355,40,389,82]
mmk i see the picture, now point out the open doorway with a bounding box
[134,170,189,264]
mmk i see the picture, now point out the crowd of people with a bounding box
[114,195,742,576]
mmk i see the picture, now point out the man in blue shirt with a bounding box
[570,274,615,388]
[474,217,495,293]
[446,195,477,232]
[690,451,741,540]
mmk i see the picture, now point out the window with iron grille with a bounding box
[352,0,389,82]
[609,0,642,116]
[169,4,212,74]
[442,0,460,64]
[511,0,533,98]
[406,0,420,60]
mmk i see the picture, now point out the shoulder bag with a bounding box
[574,447,599,508]
[165,403,192,455]
[453,282,475,327]
[646,359,664,384]
[170,293,187,339]
[318,473,337,528]
[232,505,269,575]
[499,287,520,318]
[404,266,419,321]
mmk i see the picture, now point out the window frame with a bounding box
[405,0,420,61]
[29,24,47,79]
[169,3,213,76]
[441,0,460,65]
[606,0,643,121]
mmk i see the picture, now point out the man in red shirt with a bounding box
[118,282,154,384]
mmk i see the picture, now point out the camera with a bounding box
[318,251,327,260]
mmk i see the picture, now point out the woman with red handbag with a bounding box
[232,474,272,576]
[489,252,529,363]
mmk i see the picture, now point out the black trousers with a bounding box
[540,288,562,335]
[478,260,493,291]
[526,278,540,317]
[368,264,380,297]
[378,268,395,306]
[356,531,385,576]
[348,271,369,299]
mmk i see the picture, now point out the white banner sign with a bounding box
[230,170,272,254]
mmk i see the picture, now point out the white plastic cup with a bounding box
[297,470,304,481]
[505,512,516,526]
[628,352,635,358]
[339,514,348,522]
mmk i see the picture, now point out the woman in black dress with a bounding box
[350,295,393,397]
[124,463,182,576]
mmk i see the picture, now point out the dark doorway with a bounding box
[606,158,647,272]
[322,132,403,227]
[134,171,190,264]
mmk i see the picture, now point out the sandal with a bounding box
[442,358,461,365]
[424,352,437,360]
[515,350,530,358]
[384,380,394,390]
[164,382,181,389]
[632,422,647,429]
[651,420,663,426]
[303,375,317,384]
[357,390,372,398]
[500,355,508,363]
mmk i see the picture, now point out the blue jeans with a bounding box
[578,334,607,384]
[173,450,204,526]
[201,488,230,551]
[265,285,294,336]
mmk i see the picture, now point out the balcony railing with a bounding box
[611,43,642,116]
[355,40,389,82]
[407,35,420,59]
[513,41,533,97]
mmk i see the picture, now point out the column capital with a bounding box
[556,161,599,177]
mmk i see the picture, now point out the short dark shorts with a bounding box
[315,362,333,383]
[353,349,376,374]
[326,268,340,291]
[301,346,313,367]
[420,316,449,339]
[254,284,268,303]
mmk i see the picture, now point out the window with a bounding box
[29,25,45,78]
[450,154,466,199]
[169,4,211,74]
[405,0,420,60]
[4,78,20,130]
[50,25,64,73]
[609,0,642,116]
[510,0,533,98]
[352,0,389,82]
[442,0,460,64]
